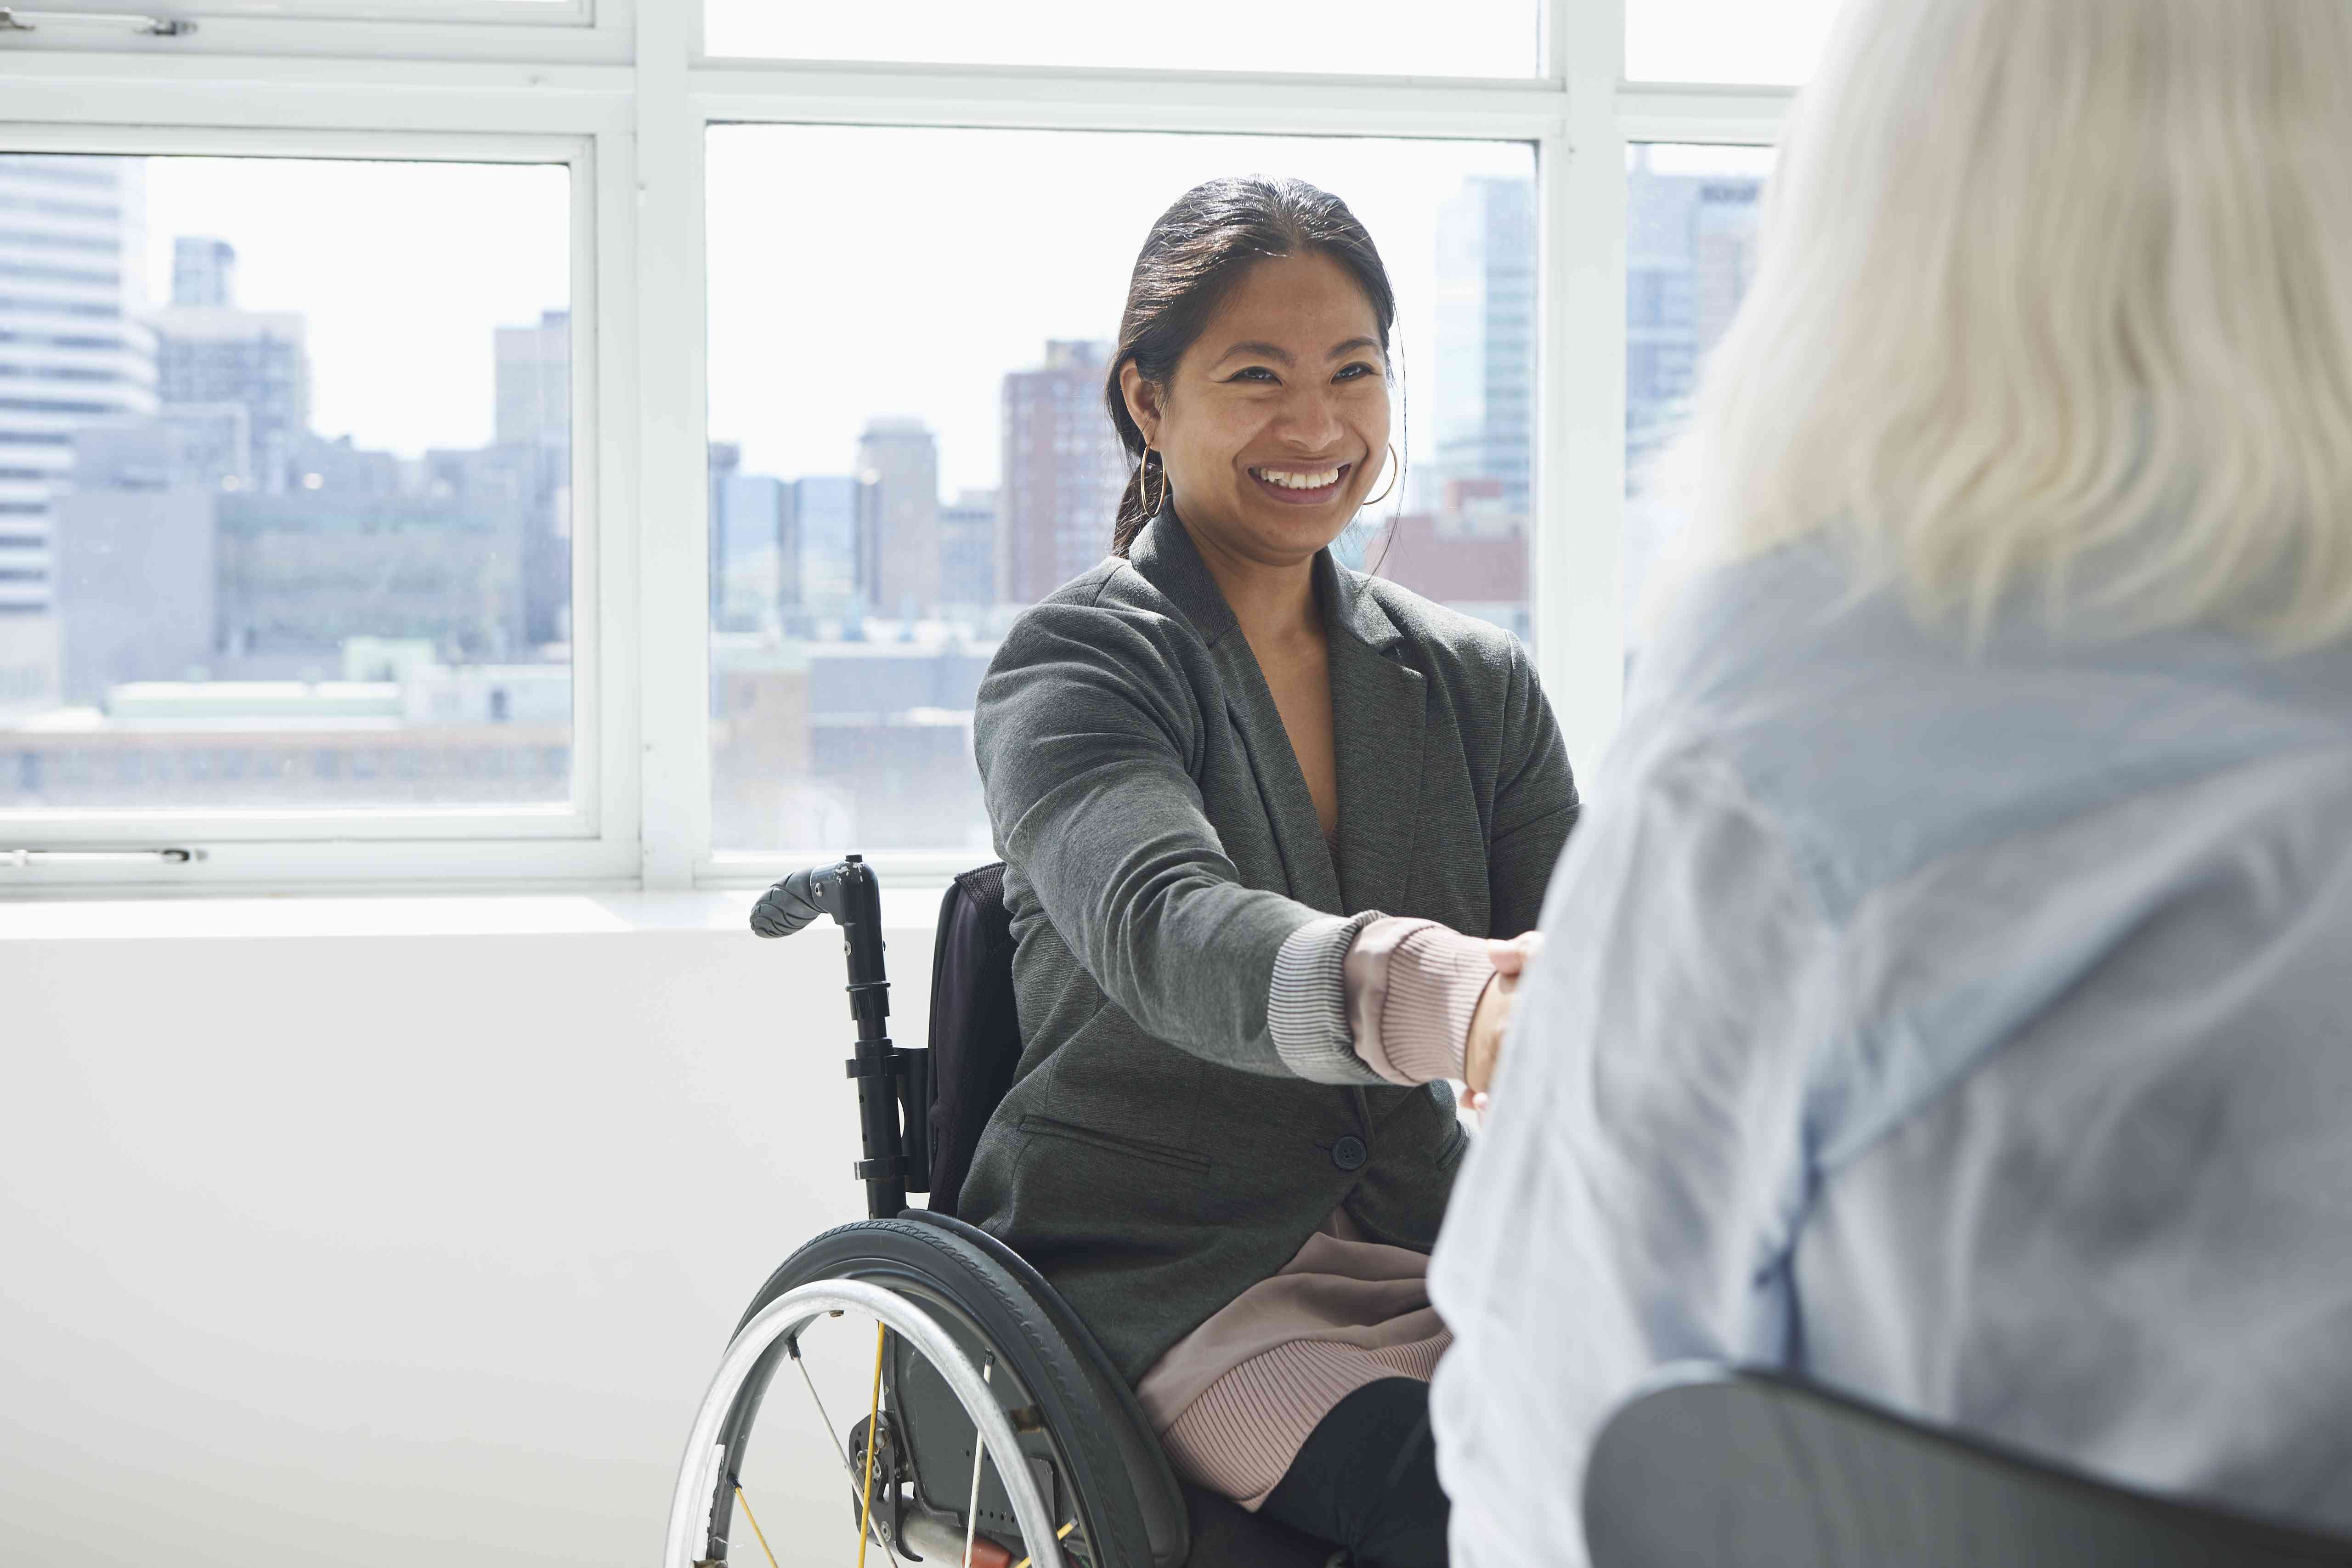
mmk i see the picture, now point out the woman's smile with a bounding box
[1247,460,1356,506]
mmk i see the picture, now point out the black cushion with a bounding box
[1585,1367,2352,1568]
[924,863,1021,1218]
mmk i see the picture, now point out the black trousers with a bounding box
[1257,1377,1450,1568]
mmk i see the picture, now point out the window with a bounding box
[0,154,574,814]
[1627,0,1844,85]
[23,0,578,22]
[705,127,1535,856]
[0,0,1792,889]
[1625,144,1775,626]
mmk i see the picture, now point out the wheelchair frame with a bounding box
[664,856,1088,1568]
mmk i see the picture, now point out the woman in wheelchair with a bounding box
[959,175,1578,1567]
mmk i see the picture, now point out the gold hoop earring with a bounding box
[1363,442,1401,507]
[1141,445,1167,516]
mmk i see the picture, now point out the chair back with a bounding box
[1584,1367,2352,1568]
[922,862,1021,1217]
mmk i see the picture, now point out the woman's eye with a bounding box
[1336,362,1381,382]
[1229,366,1279,383]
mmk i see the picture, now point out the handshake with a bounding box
[1461,930,1544,1116]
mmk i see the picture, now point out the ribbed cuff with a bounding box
[1268,911,1389,1085]
[1343,918,1496,1086]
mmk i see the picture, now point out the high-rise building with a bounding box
[855,416,940,619]
[53,419,219,704]
[1367,478,1531,640]
[152,242,309,493]
[1625,152,1764,473]
[493,309,571,647]
[999,340,1124,606]
[217,482,528,663]
[709,443,786,633]
[780,473,877,623]
[1624,151,1766,613]
[0,154,158,712]
[708,440,741,619]
[938,487,997,611]
[154,402,254,490]
[1433,176,1537,519]
[495,309,569,453]
[170,236,237,309]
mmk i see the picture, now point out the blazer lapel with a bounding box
[1321,553,1426,917]
[1127,509,1344,913]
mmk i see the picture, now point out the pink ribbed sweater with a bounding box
[1133,916,1498,1508]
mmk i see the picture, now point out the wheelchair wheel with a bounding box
[666,1216,1159,1568]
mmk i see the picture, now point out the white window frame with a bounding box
[23,0,587,23]
[0,0,1794,896]
[0,0,629,66]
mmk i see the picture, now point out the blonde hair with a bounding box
[1667,0,2352,647]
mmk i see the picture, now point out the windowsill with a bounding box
[0,885,949,941]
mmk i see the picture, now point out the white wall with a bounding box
[1,894,941,1568]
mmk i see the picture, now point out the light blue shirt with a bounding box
[1428,543,2352,1567]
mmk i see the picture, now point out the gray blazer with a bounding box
[962,510,1577,1382]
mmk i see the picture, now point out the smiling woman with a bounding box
[1121,257,1390,531]
[954,175,1580,1566]
[1106,177,1402,839]
[1108,179,1397,568]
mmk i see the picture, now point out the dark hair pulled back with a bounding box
[1107,175,1397,556]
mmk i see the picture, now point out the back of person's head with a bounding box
[1668,0,2352,648]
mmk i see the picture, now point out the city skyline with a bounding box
[140,156,570,461]
[3,141,1771,839]
[707,126,1534,506]
[0,150,579,815]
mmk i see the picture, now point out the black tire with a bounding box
[702,1217,1157,1568]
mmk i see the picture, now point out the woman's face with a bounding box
[1122,250,1392,569]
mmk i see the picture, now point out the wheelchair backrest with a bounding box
[924,862,1022,1218]
[1584,1366,2352,1567]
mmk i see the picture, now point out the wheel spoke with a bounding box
[785,1327,909,1568]
[788,1335,855,1477]
[731,1486,784,1568]
[1011,1520,1077,1568]
[962,1357,994,1568]
[856,1323,887,1568]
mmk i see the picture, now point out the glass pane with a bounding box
[1625,144,1773,631]
[703,0,1540,77]
[0,155,573,813]
[708,127,1536,855]
[1627,0,1842,84]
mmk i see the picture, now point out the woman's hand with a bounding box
[1461,931,1544,1114]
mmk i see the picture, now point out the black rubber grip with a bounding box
[749,866,825,938]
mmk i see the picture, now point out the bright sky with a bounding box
[706,129,1530,498]
[120,2,1845,480]
[141,158,570,457]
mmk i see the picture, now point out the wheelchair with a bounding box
[663,856,1343,1568]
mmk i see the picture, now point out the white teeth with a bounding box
[1254,466,1343,490]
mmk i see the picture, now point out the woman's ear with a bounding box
[1119,361,1163,447]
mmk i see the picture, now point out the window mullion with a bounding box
[629,0,710,888]
[1535,0,1628,777]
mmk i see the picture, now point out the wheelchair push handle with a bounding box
[751,853,865,940]
[748,855,933,1218]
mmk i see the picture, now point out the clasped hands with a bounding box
[1460,930,1544,1115]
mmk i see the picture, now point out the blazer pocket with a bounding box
[1018,1114,1211,1175]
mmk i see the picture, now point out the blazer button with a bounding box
[1332,1135,1368,1172]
